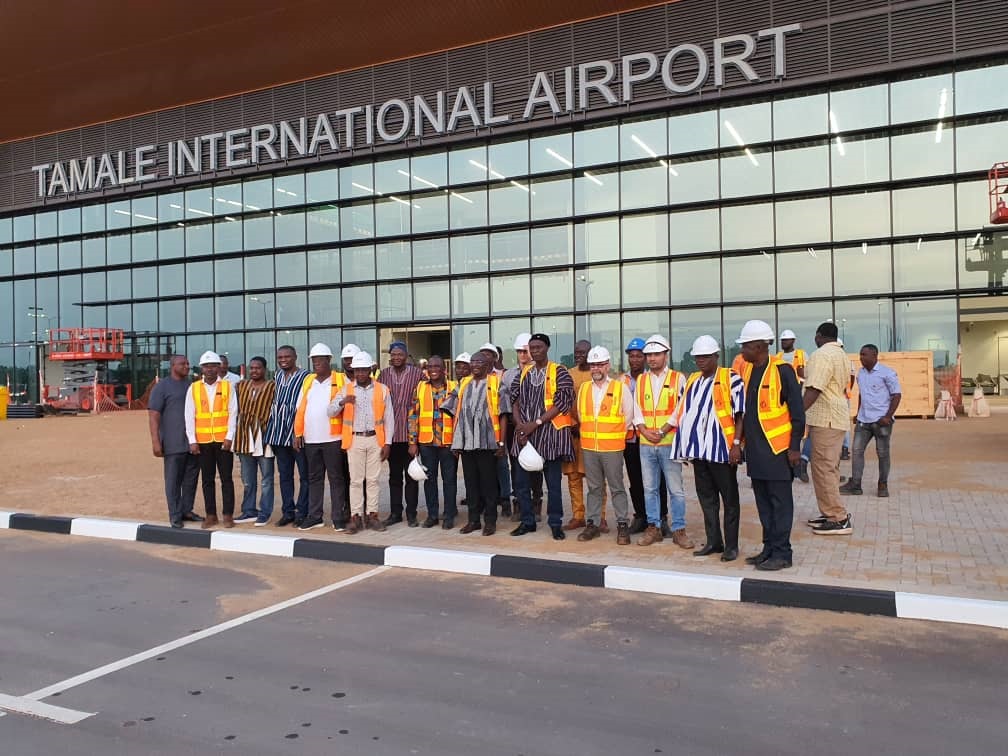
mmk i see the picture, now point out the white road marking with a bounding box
[21,566,389,706]
[0,693,94,724]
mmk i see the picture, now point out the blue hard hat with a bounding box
[625,337,646,353]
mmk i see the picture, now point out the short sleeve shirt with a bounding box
[148,377,191,455]
[804,342,851,429]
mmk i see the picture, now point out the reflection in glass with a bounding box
[274,173,304,207]
[576,266,620,310]
[835,298,893,352]
[721,147,772,199]
[412,192,448,234]
[376,240,411,278]
[531,176,573,221]
[830,135,889,186]
[621,261,668,309]
[449,145,488,185]
[412,238,450,277]
[622,213,668,260]
[452,277,490,317]
[449,187,488,229]
[275,292,307,328]
[722,253,775,303]
[375,196,412,237]
[411,152,448,191]
[773,93,828,140]
[340,163,374,199]
[776,302,832,349]
[955,119,1008,173]
[488,138,528,178]
[775,197,830,247]
[670,257,720,305]
[375,157,410,195]
[531,225,573,266]
[377,283,413,321]
[721,102,771,146]
[621,162,668,210]
[832,191,891,242]
[213,182,242,216]
[159,264,185,297]
[214,217,242,253]
[774,142,829,193]
[955,63,1008,115]
[342,286,376,323]
[342,245,376,283]
[721,203,773,251]
[893,239,957,292]
[530,132,572,174]
[892,185,955,235]
[575,166,619,216]
[833,243,892,296]
[891,73,953,125]
[574,124,619,167]
[891,126,953,180]
[829,83,888,131]
[244,255,274,290]
[489,181,530,225]
[668,307,711,372]
[491,274,531,315]
[414,280,450,320]
[214,258,243,292]
[275,210,306,247]
[490,230,529,271]
[776,247,833,298]
[450,234,488,274]
[215,295,245,330]
[306,167,339,203]
[574,218,619,264]
[532,270,572,313]
[186,261,213,295]
[309,288,342,326]
[669,109,718,154]
[668,155,718,204]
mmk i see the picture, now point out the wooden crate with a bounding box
[846,351,935,419]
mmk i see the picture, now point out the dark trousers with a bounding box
[387,442,419,520]
[163,452,199,522]
[850,420,893,485]
[461,450,499,526]
[273,444,309,519]
[510,456,543,502]
[693,460,740,550]
[304,441,346,525]
[419,445,458,520]
[197,442,235,517]
[623,443,666,520]
[516,458,564,528]
[751,478,794,562]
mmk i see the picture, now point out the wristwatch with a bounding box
[535,418,543,426]
[732,439,741,446]
[497,441,505,447]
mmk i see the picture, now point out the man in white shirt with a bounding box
[219,355,242,386]
[184,351,238,529]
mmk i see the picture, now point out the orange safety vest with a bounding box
[293,372,346,439]
[739,358,793,455]
[578,379,627,453]
[191,379,231,443]
[776,348,806,382]
[519,362,573,429]
[457,374,502,443]
[341,381,389,448]
[416,380,457,446]
[680,368,736,447]
[635,369,682,446]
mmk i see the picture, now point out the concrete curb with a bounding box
[5,512,1007,630]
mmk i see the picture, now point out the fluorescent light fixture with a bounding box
[935,88,948,143]
[389,195,421,210]
[724,120,745,147]
[806,247,817,258]
[398,168,439,189]
[744,148,760,167]
[468,159,506,180]
[583,171,604,186]
[545,147,573,168]
[351,182,374,194]
[176,222,185,227]
[510,180,530,193]
[972,232,982,248]
[450,191,474,204]
[224,216,237,222]
[113,209,131,216]
[275,188,298,197]
[134,213,158,222]
[245,204,261,211]
[631,134,658,158]
[916,237,922,250]
[829,110,845,156]
[187,207,212,216]
[659,159,679,176]
[862,242,869,255]
[169,203,182,209]
[761,250,770,258]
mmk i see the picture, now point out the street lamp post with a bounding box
[577,274,595,342]
[249,296,272,358]
[27,307,54,403]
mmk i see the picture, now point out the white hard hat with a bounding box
[340,343,360,359]
[518,441,545,472]
[736,320,775,344]
[690,335,721,356]
[198,351,221,366]
[513,332,532,350]
[642,334,670,354]
[309,343,333,358]
[408,456,428,482]
[587,346,611,363]
[454,352,471,364]
[478,342,498,354]
[350,351,373,369]
[779,329,797,340]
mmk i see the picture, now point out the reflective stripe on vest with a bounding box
[340,382,388,448]
[416,380,457,446]
[740,358,793,455]
[294,372,345,438]
[519,362,573,429]
[457,374,501,442]
[578,379,626,453]
[635,369,681,446]
[192,380,230,443]
[681,367,736,447]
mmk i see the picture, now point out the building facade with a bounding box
[1,0,1006,398]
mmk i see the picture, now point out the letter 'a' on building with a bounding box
[2,2,1003,405]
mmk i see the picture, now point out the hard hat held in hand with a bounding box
[408,456,428,481]
[518,441,544,472]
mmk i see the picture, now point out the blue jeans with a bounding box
[273,444,309,519]
[639,444,686,529]
[239,454,275,519]
[418,445,458,520]
[515,458,563,528]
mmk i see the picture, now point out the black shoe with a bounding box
[181,512,204,522]
[298,517,324,531]
[332,520,346,532]
[744,552,771,566]
[628,516,648,535]
[407,518,419,528]
[721,547,739,562]
[693,544,724,557]
[441,517,455,530]
[422,517,439,528]
[807,515,828,527]
[840,446,850,461]
[510,523,536,536]
[551,526,566,541]
[500,498,512,517]
[660,520,673,538]
[812,515,853,535]
[798,460,809,483]
[839,481,863,495]
[383,515,403,526]
[756,557,793,571]
[170,519,183,529]
[294,518,305,528]
[276,515,296,527]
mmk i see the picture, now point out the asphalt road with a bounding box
[1,532,1006,755]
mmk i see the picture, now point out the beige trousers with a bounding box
[346,434,382,517]
[809,425,847,521]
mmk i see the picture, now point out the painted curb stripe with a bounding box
[9,514,73,534]
[0,512,15,529]
[293,538,386,565]
[136,524,212,548]
[0,693,94,725]
[604,565,742,602]
[385,545,493,576]
[210,531,296,557]
[741,578,897,617]
[895,592,1008,630]
[70,518,141,541]
[490,555,606,587]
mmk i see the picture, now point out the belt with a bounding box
[353,430,376,437]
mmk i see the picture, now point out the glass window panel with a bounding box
[450,234,488,274]
[412,238,450,278]
[106,201,132,230]
[342,245,376,283]
[158,225,184,259]
[573,124,618,167]
[449,145,488,185]
[13,279,36,340]
[274,172,304,207]
[274,251,306,288]
[574,218,619,264]
[377,283,412,322]
[721,203,773,251]
[452,277,489,317]
[892,185,955,236]
[722,253,775,302]
[185,222,213,256]
[958,236,998,290]
[491,274,531,316]
[490,229,529,271]
[83,272,106,304]
[14,214,35,242]
[412,192,448,234]
[834,243,892,296]
[488,138,529,178]
[83,237,105,267]
[667,308,709,372]
[411,152,447,191]
[107,303,131,331]
[106,268,131,299]
[893,239,956,293]
[275,292,306,327]
[158,192,185,222]
[308,205,343,243]
[835,298,893,353]
[532,270,572,313]
[621,162,669,210]
[668,109,718,154]
[896,298,956,366]
[488,180,530,225]
[574,166,618,215]
[449,187,487,229]
[453,323,490,361]
[128,229,155,263]
[832,191,891,242]
[624,309,671,350]
[576,312,620,355]
[955,62,1008,115]
[414,280,450,320]
[107,233,131,265]
[0,247,10,277]
[531,176,572,220]
[670,257,720,305]
[244,255,274,290]
[492,317,533,356]
[956,120,1008,173]
[531,224,573,266]
[530,315,575,366]
[775,197,831,247]
[776,302,832,350]
[159,263,185,297]
[215,295,245,330]
[14,246,34,275]
[621,116,668,161]
[213,182,242,216]
[184,188,213,220]
[720,147,772,199]
[81,205,104,234]
[776,248,833,298]
[307,248,341,284]
[275,210,306,247]
[245,295,274,330]
[829,83,889,131]
[723,305,775,365]
[187,298,213,329]
[891,73,953,125]
[59,274,82,328]
[956,179,989,231]
[243,213,273,250]
[376,240,411,278]
[576,266,620,310]
[670,208,720,255]
[721,102,771,146]
[306,166,339,203]
[622,213,668,260]
[243,177,273,211]
[622,261,669,308]
[214,258,243,291]
[774,141,830,193]
[530,132,572,174]
[773,92,828,140]
[133,302,157,332]
[375,157,410,195]
[0,217,10,245]
[831,135,890,186]
[132,265,157,299]
[375,196,412,237]
[59,240,81,270]
[159,300,186,334]
[340,162,374,199]
[35,243,57,273]
[668,156,719,204]
[891,126,953,180]
[58,207,81,236]
[186,262,214,295]
[309,288,342,326]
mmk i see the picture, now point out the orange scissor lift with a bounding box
[46,328,130,412]
[991,162,1008,224]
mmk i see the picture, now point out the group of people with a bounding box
[147,319,901,570]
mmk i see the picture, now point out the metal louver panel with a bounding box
[486,36,529,123]
[213,96,244,167]
[0,142,12,174]
[447,44,487,89]
[305,74,338,118]
[184,102,213,138]
[80,124,106,162]
[955,0,1004,52]
[892,3,953,62]
[721,0,773,34]
[618,5,667,102]
[667,0,717,42]
[12,141,33,175]
[830,14,890,73]
[830,0,888,15]
[530,25,573,73]
[56,130,82,162]
[0,174,11,209]
[573,16,620,110]
[132,114,157,147]
[338,69,373,150]
[13,171,34,205]
[405,55,442,141]
[34,134,58,165]
[272,82,306,124]
[783,22,829,78]
[773,0,827,25]
[105,120,131,156]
